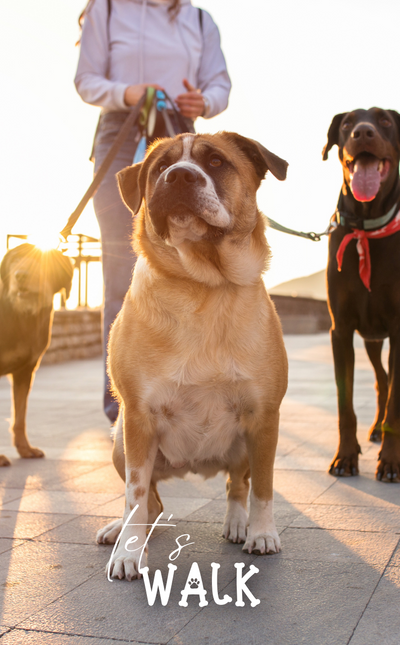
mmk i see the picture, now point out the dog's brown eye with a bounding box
[209,156,223,168]
[158,163,168,173]
[380,118,392,128]
[342,121,352,131]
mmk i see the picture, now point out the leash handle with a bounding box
[60,92,147,241]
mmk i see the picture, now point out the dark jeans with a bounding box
[93,110,194,423]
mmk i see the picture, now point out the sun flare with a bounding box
[28,232,62,252]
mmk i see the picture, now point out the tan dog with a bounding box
[97,132,288,580]
[0,244,73,466]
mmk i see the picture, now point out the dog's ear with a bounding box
[322,113,347,160]
[224,133,288,182]
[117,163,144,214]
[48,251,74,300]
[0,251,11,288]
[388,110,400,150]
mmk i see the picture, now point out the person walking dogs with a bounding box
[74,0,231,422]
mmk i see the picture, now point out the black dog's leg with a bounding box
[377,336,400,482]
[12,365,45,459]
[330,328,361,476]
[364,340,388,443]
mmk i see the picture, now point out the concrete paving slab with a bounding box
[275,454,379,474]
[0,627,10,638]
[148,520,284,557]
[290,503,400,533]
[18,570,203,644]
[0,541,106,627]
[0,630,140,644]
[0,539,24,555]
[272,470,335,504]
[169,559,382,645]
[314,474,400,508]
[0,510,78,539]
[2,490,120,515]
[185,498,307,529]
[0,460,108,490]
[388,540,400,567]
[277,527,399,569]
[0,487,36,505]
[1,335,399,644]
[34,515,120,545]
[275,454,339,472]
[157,471,227,499]
[18,551,255,644]
[43,464,125,494]
[81,495,124,518]
[349,566,400,645]
[88,495,213,522]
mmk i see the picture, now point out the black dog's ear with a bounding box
[48,250,74,300]
[322,113,347,160]
[223,132,288,183]
[117,163,144,214]
[388,110,400,149]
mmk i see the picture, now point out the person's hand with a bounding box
[175,79,206,119]
[124,83,163,106]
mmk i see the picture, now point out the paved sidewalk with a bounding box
[0,333,399,645]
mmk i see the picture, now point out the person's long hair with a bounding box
[77,0,181,42]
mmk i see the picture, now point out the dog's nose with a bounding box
[351,123,376,141]
[164,166,198,185]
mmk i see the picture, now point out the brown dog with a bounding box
[0,244,73,466]
[323,107,400,482]
[96,132,289,580]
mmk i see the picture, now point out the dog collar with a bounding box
[335,192,399,231]
[336,209,400,291]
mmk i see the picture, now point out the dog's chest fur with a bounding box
[125,258,272,467]
[143,356,258,467]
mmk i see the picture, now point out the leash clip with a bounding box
[308,231,321,242]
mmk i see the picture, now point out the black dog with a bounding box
[323,107,400,482]
[0,244,73,466]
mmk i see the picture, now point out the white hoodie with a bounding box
[74,0,231,118]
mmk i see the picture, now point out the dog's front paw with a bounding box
[0,454,11,467]
[97,519,123,545]
[107,546,147,581]
[329,446,360,477]
[222,501,248,544]
[17,445,45,459]
[376,439,400,483]
[243,530,281,555]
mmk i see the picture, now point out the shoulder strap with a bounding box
[198,8,203,34]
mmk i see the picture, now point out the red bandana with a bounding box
[336,210,400,291]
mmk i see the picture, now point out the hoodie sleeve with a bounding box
[196,11,231,119]
[74,0,129,111]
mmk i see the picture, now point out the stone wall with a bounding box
[41,309,102,365]
[41,296,331,366]
[270,294,331,334]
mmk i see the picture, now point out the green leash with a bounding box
[267,216,336,242]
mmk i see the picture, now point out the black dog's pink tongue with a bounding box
[350,157,381,202]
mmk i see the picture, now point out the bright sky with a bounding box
[1,0,399,289]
